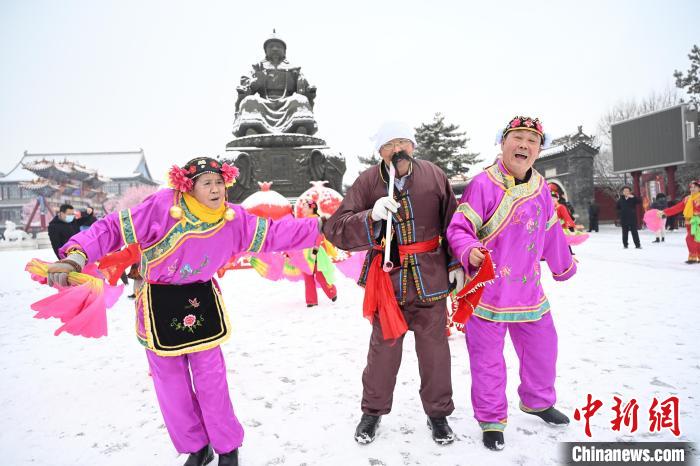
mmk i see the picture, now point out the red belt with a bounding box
[363,237,440,340]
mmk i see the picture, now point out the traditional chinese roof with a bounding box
[0,150,155,184]
[20,159,108,184]
[18,179,63,197]
[539,126,600,159]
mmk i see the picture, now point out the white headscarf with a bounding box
[371,121,417,152]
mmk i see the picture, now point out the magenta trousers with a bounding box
[145,346,244,454]
[465,312,558,431]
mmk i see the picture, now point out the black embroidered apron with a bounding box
[143,280,230,356]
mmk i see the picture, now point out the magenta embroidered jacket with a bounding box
[446,161,576,322]
[59,188,320,350]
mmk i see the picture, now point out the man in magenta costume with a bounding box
[47,157,322,466]
[446,116,576,451]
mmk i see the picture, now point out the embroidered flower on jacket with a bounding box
[188,298,200,308]
[498,265,512,278]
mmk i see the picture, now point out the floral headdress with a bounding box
[168,157,239,192]
[496,116,551,147]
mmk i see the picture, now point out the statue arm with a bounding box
[297,71,316,104]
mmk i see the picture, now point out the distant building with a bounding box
[0,149,158,225]
[534,126,600,226]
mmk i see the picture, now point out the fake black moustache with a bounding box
[391,150,412,166]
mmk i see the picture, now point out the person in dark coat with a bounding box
[616,186,641,249]
[666,198,680,231]
[47,204,96,258]
[587,201,600,232]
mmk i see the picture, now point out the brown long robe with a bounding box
[323,158,459,417]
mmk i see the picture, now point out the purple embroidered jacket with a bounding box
[446,161,576,322]
[60,188,319,350]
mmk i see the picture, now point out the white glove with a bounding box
[371,196,399,221]
[449,268,466,293]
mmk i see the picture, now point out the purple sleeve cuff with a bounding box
[552,258,577,281]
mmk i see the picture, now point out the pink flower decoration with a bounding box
[510,118,521,128]
[535,122,543,133]
[183,314,196,327]
[524,119,534,127]
[168,165,194,192]
[220,163,240,186]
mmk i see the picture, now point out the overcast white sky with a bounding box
[1,0,697,183]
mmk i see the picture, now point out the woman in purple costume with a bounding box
[47,157,322,466]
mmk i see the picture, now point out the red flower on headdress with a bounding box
[510,118,521,128]
[168,165,194,192]
[524,119,534,127]
[210,160,219,168]
[220,163,240,186]
[188,165,196,174]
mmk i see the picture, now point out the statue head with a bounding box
[264,35,287,64]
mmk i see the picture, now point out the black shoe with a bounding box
[661,237,665,242]
[184,445,214,466]
[427,416,455,445]
[331,296,337,302]
[685,260,696,264]
[624,245,628,249]
[127,293,136,299]
[652,239,660,243]
[354,414,381,444]
[522,406,570,425]
[635,246,642,249]
[482,431,505,451]
[306,303,317,308]
[218,449,238,466]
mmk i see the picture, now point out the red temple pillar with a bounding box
[631,171,643,227]
[665,165,677,201]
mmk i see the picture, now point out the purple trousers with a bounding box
[465,312,558,431]
[146,346,244,454]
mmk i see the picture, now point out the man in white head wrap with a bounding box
[324,120,465,445]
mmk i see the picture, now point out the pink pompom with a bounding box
[221,163,240,186]
[168,165,194,192]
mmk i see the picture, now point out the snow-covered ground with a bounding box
[1,225,698,466]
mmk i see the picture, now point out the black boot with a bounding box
[652,239,660,243]
[183,445,214,466]
[522,406,570,425]
[427,416,455,445]
[218,448,239,466]
[354,414,381,444]
[482,431,505,451]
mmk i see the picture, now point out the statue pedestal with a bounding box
[224,134,345,202]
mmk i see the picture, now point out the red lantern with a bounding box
[295,181,343,218]
[241,182,293,220]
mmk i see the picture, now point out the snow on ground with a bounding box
[0,225,698,466]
